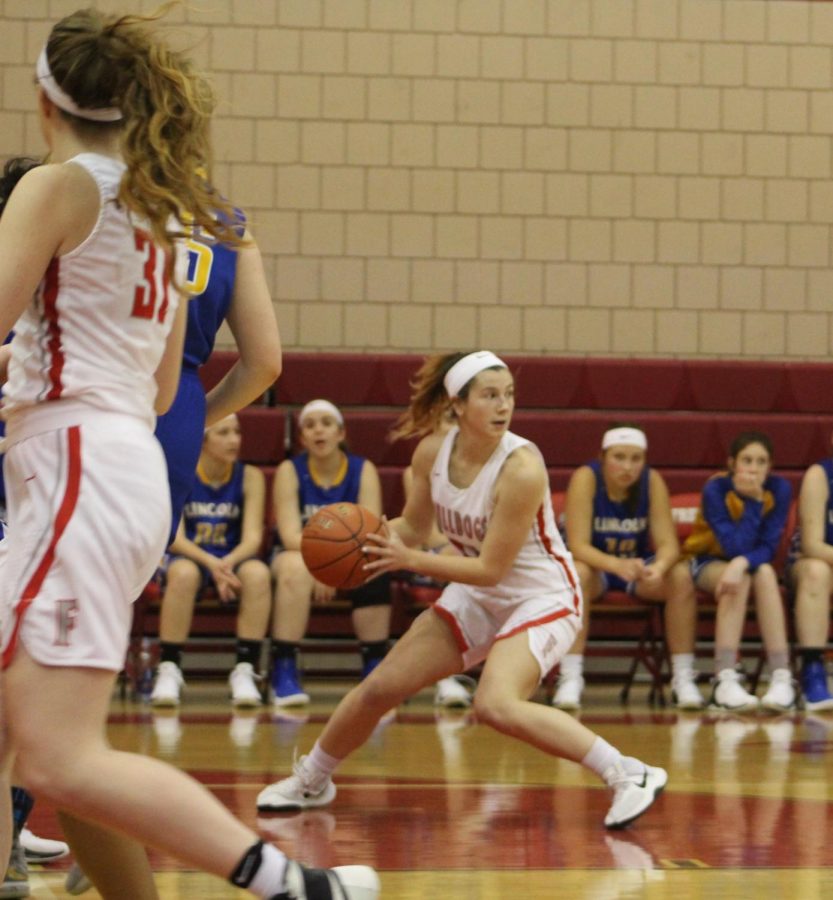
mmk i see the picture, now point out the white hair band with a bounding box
[299,399,343,426]
[602,427,647,451]
[444,351,508,398]
[36,46,123,123]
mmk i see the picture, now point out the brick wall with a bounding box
[2,0,833,358]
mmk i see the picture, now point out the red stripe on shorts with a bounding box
[536,504,581,615]
[432,604,469,655]
[42,257,65,400]
[496,606,572,643]
[2,426,82,669]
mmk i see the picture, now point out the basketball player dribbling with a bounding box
[0,7,377,900]
[257,351,667,831]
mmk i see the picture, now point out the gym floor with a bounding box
[24,680,833,899]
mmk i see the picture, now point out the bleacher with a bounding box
[203,350,833,512]
[130,350,827,699]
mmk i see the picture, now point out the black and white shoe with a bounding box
[272,861,380,900]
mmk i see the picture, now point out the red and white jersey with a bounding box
[432,426,581,613]
[3,152,181,431]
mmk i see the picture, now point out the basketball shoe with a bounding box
[709,668,759,712]
[271,657,310,707]
[760,668,796,713]
[603,761,668,829]
[150,661,184,707]
[19,828,69,863]
[64,863,92,896]
[801,659,833,712]
[230,662,262,708]
[434,675,473,708]
[271,861,379,900]
[2,827,29,899]
[257,755,336,812]
[552,673,584,710]
[670,670,704,710]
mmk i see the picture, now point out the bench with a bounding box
[128,350,821,698]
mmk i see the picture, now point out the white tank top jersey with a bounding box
[432,426,581,612]
[3,152,181,432]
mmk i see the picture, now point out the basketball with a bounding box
[301,502,384,590]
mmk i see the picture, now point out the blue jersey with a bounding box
[182,461,245,559]
[684,472,791,572]
[292,452,365,526]
[181,228,239,370]
[155,216,243,545]
[588,459,651,560]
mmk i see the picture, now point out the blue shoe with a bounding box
[802,659,833,711]
[271,657,310,707]
[361,656,384,680]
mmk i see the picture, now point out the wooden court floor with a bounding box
[23,680,833,899]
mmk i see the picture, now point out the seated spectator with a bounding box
[151,413,271,707]
[554,425,702,711]
[683,431,794,712]
[783,438,833,711]
[269,400,391,706]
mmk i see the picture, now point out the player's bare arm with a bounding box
[154,289,187,414]
[645,469,679,577]
[204,228,282,426]
[0,165,79,338]
[367,445,545,587]
[391,432,445,548]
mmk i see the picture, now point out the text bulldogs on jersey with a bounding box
[435,503,488,544]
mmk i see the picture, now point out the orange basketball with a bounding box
[300,502,384,590]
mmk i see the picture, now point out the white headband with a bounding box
[36,46,123,123]
[299,399,343,427]
[444,351,508,398]
[602,427,647,451]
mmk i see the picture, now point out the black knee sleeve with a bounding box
[346,572,391,609]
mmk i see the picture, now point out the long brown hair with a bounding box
[390,354,462,441]
[44,3,241,276]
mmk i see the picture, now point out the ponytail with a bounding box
[390,354,464,441]
[44,3,242,280]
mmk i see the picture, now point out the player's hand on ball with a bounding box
[363,517,407,575]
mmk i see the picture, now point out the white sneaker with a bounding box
[552,673,584,710]
[670,671,704,710]
[760,668,797,713]
[603,761,668,829]
[64,863,92,896]
[282,860,379,900]
[710,668,759,712]
[434,676,472,708]
[150,661,184,707]
[19,828,69,863]
[256,755,337,812]
[229,662,262,708]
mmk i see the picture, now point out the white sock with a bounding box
[560,654,584,678]
[581,736,621,779]
[304,741,341,785]
[671,653,695,677]
[245,843,288,899]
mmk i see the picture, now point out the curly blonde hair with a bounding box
[45,3,241,278]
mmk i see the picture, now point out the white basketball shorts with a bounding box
[0,414,170,671]
[433,582,581,680]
